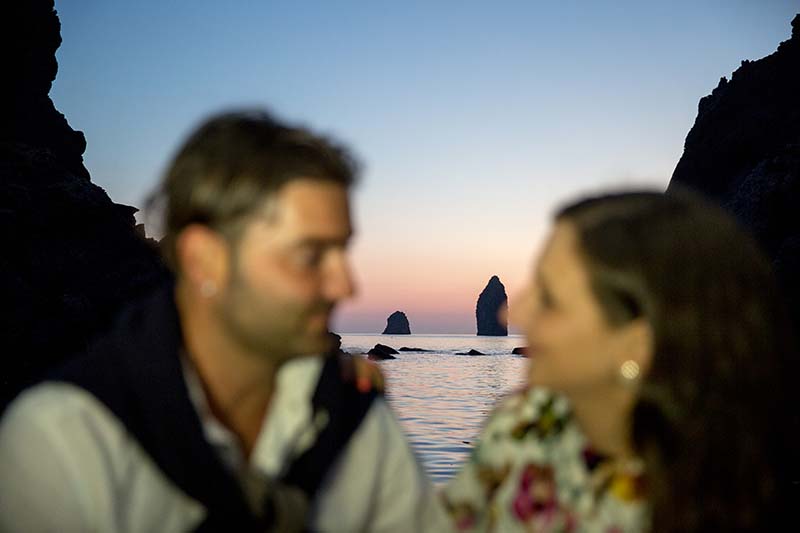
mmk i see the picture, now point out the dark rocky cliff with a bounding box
[382,310,411,334]
[476,275,508,336]
[0,1,167,409]
[668,14,800,328]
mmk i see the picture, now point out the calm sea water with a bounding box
[341,334,529,484]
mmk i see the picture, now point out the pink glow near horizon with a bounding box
[332,221,542,333]
[50,1,798,334]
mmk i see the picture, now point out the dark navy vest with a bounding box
[49,283,377,532]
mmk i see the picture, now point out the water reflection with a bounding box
[379,352,527,484]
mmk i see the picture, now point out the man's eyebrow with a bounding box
[294,231,354,247]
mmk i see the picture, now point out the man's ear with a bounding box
[174,224,230,291]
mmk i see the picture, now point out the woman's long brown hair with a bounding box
[557,189,797,532]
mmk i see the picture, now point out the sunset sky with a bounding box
[52,1,798,333]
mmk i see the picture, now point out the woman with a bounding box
[442,190,796,532]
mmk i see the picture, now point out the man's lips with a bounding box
[306,311,332,331]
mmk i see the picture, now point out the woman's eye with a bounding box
[539,288,555,309]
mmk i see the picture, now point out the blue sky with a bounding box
[52,1,799,333]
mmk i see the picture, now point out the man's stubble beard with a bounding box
[215,272,335,364]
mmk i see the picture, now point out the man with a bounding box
[0,111,444,531]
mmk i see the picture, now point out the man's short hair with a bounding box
[150,109,358,271]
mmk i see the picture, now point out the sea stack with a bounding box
[476,275,508,336]
[668,13,800,330]
[0,1,167,409]
[382,311,411,334]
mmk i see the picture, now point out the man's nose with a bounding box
[323,251,356,301]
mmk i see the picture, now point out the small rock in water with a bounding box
[367,343,398,360]
[512,347,527,355]
[374,343,398,354]
[455,349,485,356]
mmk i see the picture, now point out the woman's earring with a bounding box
[619,360,640,384]
[200,280,217,298]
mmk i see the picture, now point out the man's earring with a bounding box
[200,280,217,298]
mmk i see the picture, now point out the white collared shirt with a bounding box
[0,356,450,532]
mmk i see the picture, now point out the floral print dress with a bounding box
[441,387,648,533]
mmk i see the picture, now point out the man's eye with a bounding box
[295,248,323,268]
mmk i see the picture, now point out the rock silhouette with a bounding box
[382,311,411,334]
[668,13,800,330]
[328,332,346,355]
[455,349,486,356]
[0,1,167,410]
[476,275,508,336]
[367,344,398,360]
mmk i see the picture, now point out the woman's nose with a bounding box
[508,289,530,327]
